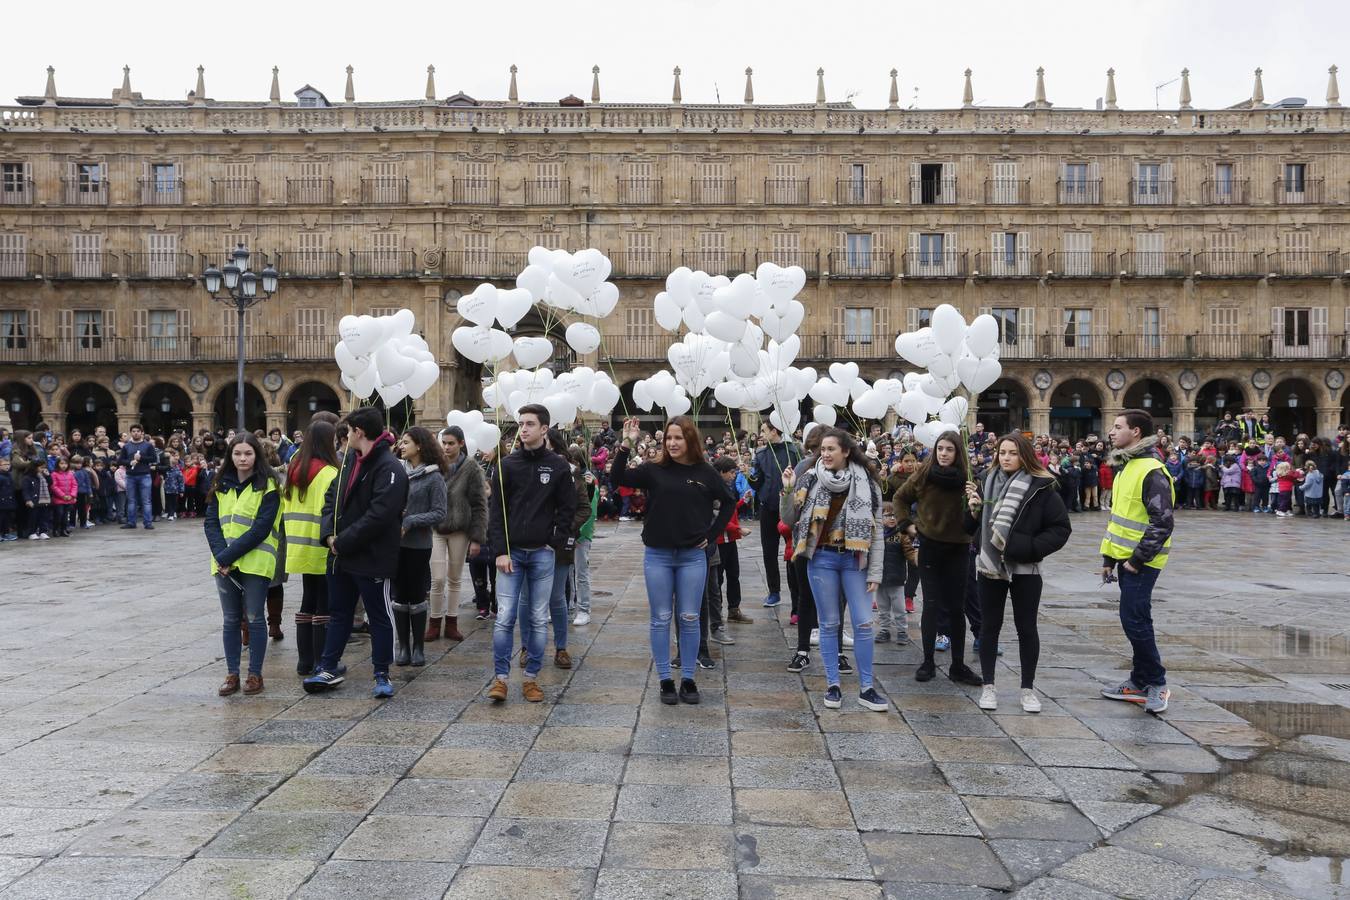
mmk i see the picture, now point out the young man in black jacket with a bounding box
[304,406,410,698]
[746,422,797,610]
[486,404,576,703]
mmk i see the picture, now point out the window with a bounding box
[624,161,656,203]
[296,233,326,276]
[992,308,1019,345]
[1059,161,1100,203]
[625,231,655,275]
[462,160,492,204]
[1141,307,1162,350]
[843,308,874,343]
[1134,231,1165,276]
[75,310,104,349]
[1284,162,1306,194]
[989,231,1030,276]
[768,162,802,203]
[906,308,933,331]
[696,161,731,203]
[1283,308,1310,348]
[918,233,943,265]
[911,162,953,204]
[147,233,178,277]
[371,232,401,275]
[1282,230,1312,275]
[148,310,179,350]
[296,307,328,356]
[845,233,872,269]
[0,233,26,277]
[698,231,727,270]
[152,163,177,192]
[625,307,656,355]
[1062,232,1092,276]
[1214,162,1234,201]
[1133,162,1173,204]
[771,231,800,265]
[77,162,103,192]
[1,310,29,349]
[2,162,27,201]
[463,232,491,275]
[990,161,1019,203]
[71,233,103,278]
[1063,308,1092,348]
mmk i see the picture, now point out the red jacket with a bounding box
[716,496,746,545]
[1098,463,1113,490]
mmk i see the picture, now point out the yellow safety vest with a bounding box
[1100,456,1174,570]
[281,465,337,575]
[212,482,281,579]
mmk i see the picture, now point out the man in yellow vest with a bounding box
[1099,408,1175,714]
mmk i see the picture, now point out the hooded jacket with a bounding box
[400,462,448,551]
[486,442,577,555]
[320,432,409,578]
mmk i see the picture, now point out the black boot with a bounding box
[393,604,412,667]
[311,616,330,674]
[295,613,314,676]
[410,603,428,667]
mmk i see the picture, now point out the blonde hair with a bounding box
[1274,461,1292,479]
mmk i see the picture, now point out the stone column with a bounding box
[44,411,68,436]
[116,412,140,437]
[1317,406,1342,437]
[1172,403,1196,439]
[1028,405,1051,436]
[191,412,215,439]
[265,410,287,437]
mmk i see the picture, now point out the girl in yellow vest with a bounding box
[283,419,341,677]
[205,432,282,696]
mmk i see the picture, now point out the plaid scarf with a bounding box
[793,460,874,558]
[977,468,1033,580]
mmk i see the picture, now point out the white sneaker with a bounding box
[809,628,820,647]
[572,612,591,626]
[1021,689,1042,713]
[27,534,38,540]
[978,685,998,710]
[619,516,632,522]
[842,631,855,649]
[39,533,50,540]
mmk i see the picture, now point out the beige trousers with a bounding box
[430,530,470,619]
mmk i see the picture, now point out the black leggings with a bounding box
[919,538,971,668]
[299,573,329,620]
[978,574,1042,688]
[395,546,432,608]
[794,556,817,653]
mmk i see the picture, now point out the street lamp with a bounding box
[1214,391,1226,409]
[1071,392,1082,409]
[160,397,172,415]
[1288,391,1299,408]
[1143,392,1154,409]
[85,396,96,414]
[9,397,20,413]
[307,395,318,413]
[202,243,279,432]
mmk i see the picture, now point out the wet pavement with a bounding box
[0,510,1347,898]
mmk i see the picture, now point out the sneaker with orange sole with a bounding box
[1101,679,1147,703]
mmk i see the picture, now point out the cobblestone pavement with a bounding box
[0,511,1348,899]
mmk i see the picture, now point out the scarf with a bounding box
[1107,435,1159,469]
[794,459,873,558]
[977,467,1034,580]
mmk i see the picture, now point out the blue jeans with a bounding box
[1117,561,1165,688]
[644,546,707,681]
[573,540,593,614]
[517,561,571,652]
[217,572,268,676]
[494,547,555,678]
[126,473,152,526]
[808,548,876,691]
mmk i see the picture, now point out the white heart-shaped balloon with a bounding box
[513,336,554,370]
[334,341,366,376]
[919,373,950,399]
[965,314,1000,358]
[565,322,601,355]
[554,248,610,298]
[495,287,535,330]
[828,362,860,391]
[704,310,748,343]
[913,420,959,450]
[664,267,693,309]
[586,381,621,415]
[664,392,691,418]
[339,314,384,356]
[682,301,706,333]
[813,404,837,427]
[896,391,931,426]
[632,380,654,412]
[895,327,940,368]
[713,380,749,409]
[527,245,554,268]
[940,396,969,425]
[485,329,514,363]
[353,364,380,399]
[375,341,416,385]
[730,343,759,378]
[766,335,800,370]
[451,325,493,363]
[931,304,967,356]
[542,392,578,427]
[957,356,1002,394]
[516,264,550,302]
[756,262,807,311]
[928,351,957,379]
[379,381,408,407]
[851,389,889,420]
[585,282,620,318]
[667,343,698,379]
[387,308,416,339]
[654,291,683,331]
[404,360,440,399]
[456,283,497,327]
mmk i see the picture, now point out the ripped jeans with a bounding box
[643,546,708,681]
[808,547,876,691]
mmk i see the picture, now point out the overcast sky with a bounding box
[4,0,1346,111]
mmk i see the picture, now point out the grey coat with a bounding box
[400,463,448,550]
[435,455,487,543]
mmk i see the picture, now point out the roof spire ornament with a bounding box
[269,66,281,105]
[1104,68,1117,110]
[508,64,518,102]
[1178,68,1192,110]
[43,65,57,106]
[744,68,754,104]
[816,68,826,105]
[425,65,436,101]
[1033,66,1049,108]
[344,65,355,103]
[888,69,899,109]
[962,69,974,108]
[194,65,206,104]
[591,65,600,103]
[1327,65,1340,108]
[119,65,132,105]
[1251,67,1264,107]
[672,66,682,104]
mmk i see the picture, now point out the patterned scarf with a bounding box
[794,460,874,557]
[977,467,1033,580]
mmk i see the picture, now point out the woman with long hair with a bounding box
[614,416,734,705]
[282,419,340,676]
[782,427,888,712]
[427,425,487,643]
[893,430,983,686]
[964,433,1071,713]
[394,426,448,667]
[204,432,282,695]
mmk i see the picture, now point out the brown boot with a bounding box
[444,616,465,642]
[423,616,442,642]
[218,674,240,696]
[266,595,284,641]
[243,674,264,695]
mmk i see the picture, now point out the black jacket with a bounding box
[321,433,409,579]
[964,474,1072,565]
[747,441,795,505]
[486,443,577,555]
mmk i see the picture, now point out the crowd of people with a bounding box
[6,403,1345,716]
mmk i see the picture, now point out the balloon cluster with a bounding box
[444,409,503,458]
[892,304,1003,447]
[336,309,440,408]
[633,262,812,429]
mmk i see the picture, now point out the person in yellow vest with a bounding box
[283,418,341,677]
[1099,408,1175,714]
[205,432,282,697]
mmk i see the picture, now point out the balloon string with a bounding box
[488,358,512,558]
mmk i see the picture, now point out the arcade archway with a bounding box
[287,382,342,435]
[1,382,42,432]
[64,382,119,437]
[138,383,193,436]
[1123,379,1175,435]
[1049,379,1103,442]
[213,383,267,433]
[1268,377,1318,439]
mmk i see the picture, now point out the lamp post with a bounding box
[202,244,279,433]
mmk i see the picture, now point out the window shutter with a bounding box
[28,308,40,339]
[909,161,921,204]
[990,231,1003,275]
[943,232,957,276]
[905,308,919,331]
[906,231,920,274]
[1270,306,1284,345]
[1312,307,1328,354]
[1161,161,1175,200]
[1015,231,1030,275]
[1087,160,1101,182]
[178,308,191,340]
[833,305,846,339]
[1158,306,1168,337]
[58,309,72,340]
[104,308,116,338]
[1019,307,1035,353]
[133,308,147,339]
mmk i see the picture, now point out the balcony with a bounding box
[361,177,409,205]
[445,250,529,279]
[827,332,894,360]
[453,177,499,205]
[1129,179,1176,205]
[286,177,333,205]
[617,178,662,204]
[1047,330,1112,359]
[974,250,1040,278]
[122,252,195,279]
[1201,179,1249,205]
[909,178,958,205]
[272,250,344,278]
[755,250,820,278]
[46,252,117,279]
[829,250,893,279]
[523,179,569,206]
[1047,251,1115,279]
[689,177,736,204]
[1192,251,1263,278]
[1056,179,1101,204]
[1121,251,1189,278]
[0,251,42,278]
[61,177,108,206]
[984,179,1030,205]
[835,179,882,205]
[211,178,259,205]
[1275,178,1324,205]
[349,250,420,277]
[902,250,966,278]
[680,250,748,276]
[1266,251,1340,278]
[138,178,184,206]
[764,178,810,205]
[0,178,34,205]
[608,251,671,279]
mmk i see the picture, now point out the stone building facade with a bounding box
[2,63,1349,441]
